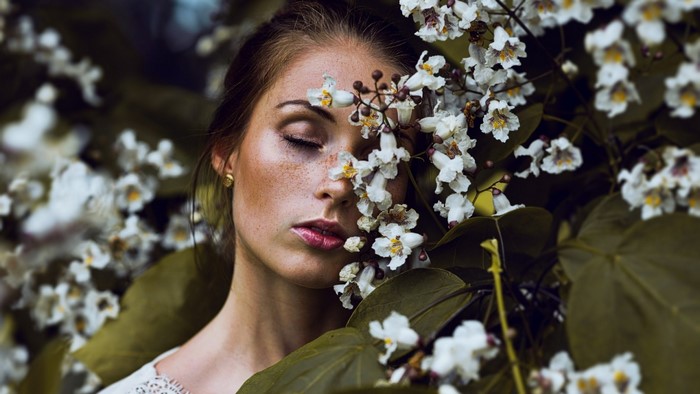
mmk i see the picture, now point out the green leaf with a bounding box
[474,103,543,164]
[18,339,68,394]
[238,327,385,394]
[74,247,226,385]
[655,110,700,147]
[558,194,638,281]
[560,201,700,393]
[429,207,552,270]
[347,268,473,358]
[337,387,437,393]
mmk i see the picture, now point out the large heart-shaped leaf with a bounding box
[347,268,474,356]
[238,327,385,394]
[74,247,226,385]
[559,195,700,393]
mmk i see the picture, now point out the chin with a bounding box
[284,259,347,290]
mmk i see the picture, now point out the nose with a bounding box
[314,156,355,208]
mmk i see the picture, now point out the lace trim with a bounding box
[130,374,191,394]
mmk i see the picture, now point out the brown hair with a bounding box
[192,0,421,272]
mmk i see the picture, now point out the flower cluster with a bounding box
[369,311,499,390]
[514,136,583,178]
[307,74,428,309]
[665,38,700,118]
[0,34,201,390]
[585,20,641,117]
[5,16,103,105]
[528,351,641,394]
[618,146,700,220]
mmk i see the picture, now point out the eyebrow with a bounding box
[275,99,336,124]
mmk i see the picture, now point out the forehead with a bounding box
[265,45,401,101]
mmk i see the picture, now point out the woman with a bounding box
[100,1,420,393]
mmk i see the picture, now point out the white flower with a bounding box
[594,79,641,117]
[366,172,393,212]
[162,213,205,251]
[530,351,574,393]
[419,110,467,141]
[485,27,527,70]
[640,174,675,220]
[623,0,682,45]
[618,162,648,209]
[495,69,535,107]
[399,0,438,17]
[357,215,379,232]
[1,99,57,152]
[7,175,44,217]
[561,59,579,77]
[115,173,157,213]
[438,384,461,394]
[658,146,700,197]
[434,192,475,225]
[377,204,419,231]
[115,129,149,172]
[333,264,377,309]
[480,100,520,143]
[84,289,120,332]
[307,73,355,108]
[75,240,111,270]
[541,137,583,174]
[609,352,642,394]
[405,51,446,91]
[111,215,160,274]
[343,236,366,253]
[0,342,29,385]
[369,131,410,179]
[338,262,360,282]
[453,1,478,29]
[493,191,525,216]
[553,0,613,24]
[514,138,548,178]
[348,107,384,139]
[664,63,700,118]
[369,311,419,364]
[425,320,498,383]
[430,150,471,194]
[68,260,91,283]
[146,139,186,178]
[585,21,635,66]
[32,283,71,328]
[329,151,372,189]
[372,223,424,270]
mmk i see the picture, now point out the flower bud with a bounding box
[492,188,501,196]
[392,73,401,84]
[501,174,511,183]
[485,160,494,168]
[353,80,364,91]
[350,111,360,123]
[448,220,458,229]
[419,249,428,261]
[372,70,383,81]
[396,90,407,101]
[360,86,371,94]
[374,267,385,280]
[411,95,422,105]
[360,105,372,117]
[433,133,444,144]
[378,82,388,90]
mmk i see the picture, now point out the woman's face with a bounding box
[220,44,416,289]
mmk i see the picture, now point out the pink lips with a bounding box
[291,220,347,251]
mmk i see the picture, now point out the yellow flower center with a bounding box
[612,87,628,103]
[562,0,573,9]
[507,86,521,97]
[342,163,357,178]
[642,4,662,21]
[390,238,403,255]
[84,254,94,267]
[604,47,624,64]
[645,193,661,207]
[499,47,515,62]
[320,89,332,107]
[422,63,434,74]
[127,188,141,202]
[681,89,697,108]
[174,228,188,242]
[614,370,630,391]
[490,111,507,129]
[384,337,393,346]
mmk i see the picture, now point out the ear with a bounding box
[211,143,238,177]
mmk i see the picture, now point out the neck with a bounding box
[216,258,350,367]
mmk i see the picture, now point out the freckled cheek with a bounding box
[386,172,410,204]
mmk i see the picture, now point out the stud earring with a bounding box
[223,173,234,188]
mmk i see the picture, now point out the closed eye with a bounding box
[283,134,322,150]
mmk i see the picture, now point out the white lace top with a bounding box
[98,348,191,394]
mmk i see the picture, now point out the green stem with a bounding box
[481,238,527,394]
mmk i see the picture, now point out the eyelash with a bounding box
[283,134,322,150]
